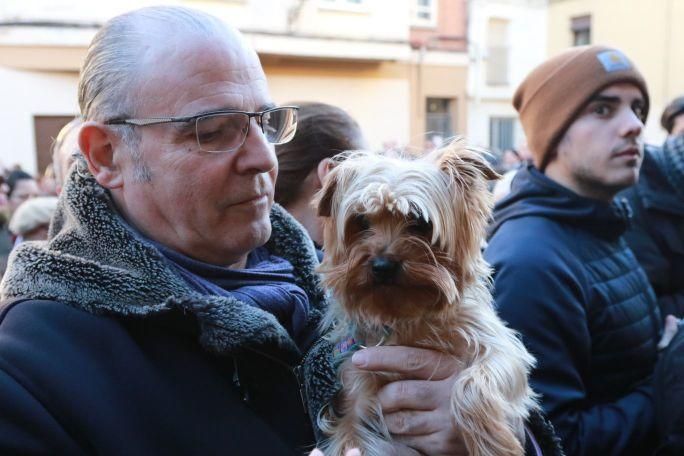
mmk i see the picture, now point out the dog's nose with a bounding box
[371,257,400,283]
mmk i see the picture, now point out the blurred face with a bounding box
[0,183,8,223]
[23,224,50,242]
[670,113,684,137]
[9,178,40,214]
[546,83,645,202]
[55,124,81,189]
[109,34,277,267]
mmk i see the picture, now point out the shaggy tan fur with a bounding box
[314,138,537,456]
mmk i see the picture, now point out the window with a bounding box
[486,18,509,86]
[426,98,454,146]
[411,0,438,27]
[489,117,515,153]
[571,15,591,46]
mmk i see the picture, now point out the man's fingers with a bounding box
[377,379,443,412]
[394,431,468,456]
[384,409,446,435]
[658,315,680,350]
[351,346,461,379]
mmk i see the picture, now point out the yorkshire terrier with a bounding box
[314,139,537,456]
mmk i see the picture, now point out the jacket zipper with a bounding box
[293,336,326,417]
[246,340,325,418]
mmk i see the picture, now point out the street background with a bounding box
[1,0,682,174]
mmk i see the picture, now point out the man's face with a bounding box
[109,33,277,267]
[670,113,684,137]
[548,83,645,201]
[9,178,40,214]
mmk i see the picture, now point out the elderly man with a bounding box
[486,45,678,455]
[0,6,540,455]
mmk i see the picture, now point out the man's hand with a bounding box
[658,314,680,350]
[351,346,468,456]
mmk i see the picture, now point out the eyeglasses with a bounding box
[105,106,298,153]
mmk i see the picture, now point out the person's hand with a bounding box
[351,345,468,456]
[658,314,680,350]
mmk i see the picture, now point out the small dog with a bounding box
[314,139,537,456]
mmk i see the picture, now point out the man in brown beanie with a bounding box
[485,45,679,456]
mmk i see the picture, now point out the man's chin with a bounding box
[243,218,273,249]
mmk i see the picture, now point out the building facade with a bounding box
[548,0,684,142]
[466,0,548,155]
[0,0,469,173]
[409,0,469,150]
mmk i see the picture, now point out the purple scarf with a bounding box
[153,242,310,346]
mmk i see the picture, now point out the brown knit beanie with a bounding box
[513,45,649,171]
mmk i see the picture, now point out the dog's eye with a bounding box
[407,218,432,237]
[355,214,370,232]
[345,214,371,240]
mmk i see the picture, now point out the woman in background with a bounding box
[275,102,367,255]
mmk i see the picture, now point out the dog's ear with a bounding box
[314,169,338,217]
[433,138,500,181]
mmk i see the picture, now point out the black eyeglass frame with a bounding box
[104,105,299,153]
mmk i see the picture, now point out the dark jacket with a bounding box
[485,165,662,456]
[618,146,684,318]
[0,164,327,455]
[0,298,313,455]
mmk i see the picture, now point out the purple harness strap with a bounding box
[525,424,543,456]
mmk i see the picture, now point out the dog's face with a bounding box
[315,139,498,327]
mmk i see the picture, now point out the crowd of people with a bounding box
[0,117,80,276]
[0,5,683,456]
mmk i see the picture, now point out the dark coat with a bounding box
[485,165,662,456]
[0,164,327,455]
[0,298,313,455]
[618,147,684,318]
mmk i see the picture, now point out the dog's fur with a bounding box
[314,139,537,456]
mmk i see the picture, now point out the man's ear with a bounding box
[79,121,124,189]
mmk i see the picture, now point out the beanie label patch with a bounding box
[596,50,632,73]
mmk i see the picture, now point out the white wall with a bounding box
[296,0,409,41]
[268,74,410,150]
[0,67,79,171]
[466,0,547,150]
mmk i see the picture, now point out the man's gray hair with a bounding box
[78,6,229,122]
[78,6,232,179]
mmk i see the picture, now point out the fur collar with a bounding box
[0,160,325,359]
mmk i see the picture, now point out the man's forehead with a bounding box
[595,83,645,101]
[136,32,269,115]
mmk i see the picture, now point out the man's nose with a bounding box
[235,118,277,174]
[621,108,644,138]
